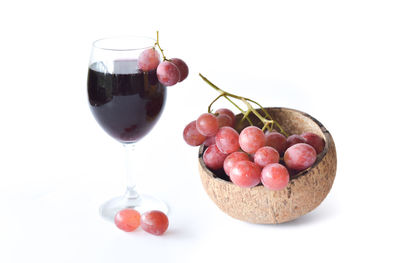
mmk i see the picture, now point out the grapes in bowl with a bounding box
[197,107,336,224]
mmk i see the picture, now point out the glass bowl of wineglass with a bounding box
[87,36,167,221]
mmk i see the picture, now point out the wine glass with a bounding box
[87,36,168,220]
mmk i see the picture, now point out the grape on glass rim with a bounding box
[140,210,169,236]
[144,32,189,86]
[196,113,219,137]
[137,48,160,72]
[114,208,141,232]
[239,126,266,154]
[156,61,180,86]
[223,151,250,176]
[215,126,240,154]
[170,58,189,82]
[183,120,206,146]
[261,163,290,191]
[203,144,228,170]
[284,143,317,170]
[229,160,261,188]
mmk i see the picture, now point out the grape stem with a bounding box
[154,31,168,61]
[199,73,288,136]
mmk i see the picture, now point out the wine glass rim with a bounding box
[92,36,156,51]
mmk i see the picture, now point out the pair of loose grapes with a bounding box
[138,48,188,86]
[114,209,169,236]
[183,109,325,190]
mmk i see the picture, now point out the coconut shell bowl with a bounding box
[198,107,337,224]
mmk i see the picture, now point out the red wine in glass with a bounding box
[88,60,166,143]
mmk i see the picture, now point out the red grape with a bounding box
[196,113,219,137]
[284,143,317,170]
[217,113,234,128]
[215,108,235,122]
[286,134,306,148]
[215,126,240,154]
[203,144,228,170]
[230,160,261,188]
[170,58,189,82]
[239,126,266,154]
[215,108,235,127]
[253,146,280,168]
[156,61,180,86]
[140,210,169,236]
[183,121,206,146]
[114,209,141,232]
[203,136,216,147]
[261,163,289,191]
[301,132,325,154]
[137,48,160,71]
[265,131,287,155]
[223,152,250,176]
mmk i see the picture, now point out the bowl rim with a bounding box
[198,106,332,186]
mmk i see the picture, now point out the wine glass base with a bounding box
[99,194,168,221]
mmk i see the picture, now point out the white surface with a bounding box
[1,0,399,262]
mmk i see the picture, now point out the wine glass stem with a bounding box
[123,143,139,199]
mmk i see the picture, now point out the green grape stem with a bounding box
[199,73,288,136]
[154,31,168,61]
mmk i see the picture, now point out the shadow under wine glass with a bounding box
[87,36,168,221]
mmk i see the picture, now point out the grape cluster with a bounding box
[114,209,169,236]
[137,32,188,86]
[183,109,325,191]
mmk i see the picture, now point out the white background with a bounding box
[1,0,399,262]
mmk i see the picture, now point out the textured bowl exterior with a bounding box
[198,107,337,224]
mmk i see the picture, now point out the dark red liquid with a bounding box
[88,60,166,142]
